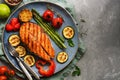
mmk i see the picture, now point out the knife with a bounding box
[19,58,40,80]
[6,43,33,80]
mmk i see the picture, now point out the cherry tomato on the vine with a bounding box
[14,23,20,31]
[0,75,7,80]
[5,17,20,32]
[8,69,15,76]
[43,9,54,22]
[10,18,19,26]
[5,24,14,32]
[52,17,63,28]
[0,66,8,75]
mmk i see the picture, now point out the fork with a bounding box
[6,43,40,79]
[6,43,33,80]
[20,58,40,80]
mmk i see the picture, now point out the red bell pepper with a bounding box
[36,59,56,77]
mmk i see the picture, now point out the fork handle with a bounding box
[20,58,40,80]
[16,57,33,80]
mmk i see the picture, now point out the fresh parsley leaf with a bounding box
[67,39,74,47]
[80,19,86,22]
[72,65,81,76]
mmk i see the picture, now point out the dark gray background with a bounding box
[1,0,120,80]
[68,0,120,80]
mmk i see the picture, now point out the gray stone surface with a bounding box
[67,0,120,80]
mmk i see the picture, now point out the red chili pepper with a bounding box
[35,59,56,77]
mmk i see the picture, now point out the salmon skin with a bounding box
[19,22,55,61]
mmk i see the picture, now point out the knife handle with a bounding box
[16,57,33,80]
[20,58,40,80]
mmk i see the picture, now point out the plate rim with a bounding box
[2,1,79,74]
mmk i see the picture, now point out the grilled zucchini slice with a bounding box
[24,55,35,66]
[57,52,68,63]
[8,34,20,46]
[15,46,26,57]
[62,26,74,39]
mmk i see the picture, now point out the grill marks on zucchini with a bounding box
[24,55,35,66]
[57,52,68,63]
[8,34,20,46]
[62,26,74,39]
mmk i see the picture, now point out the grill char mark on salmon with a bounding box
[19,22,55,61]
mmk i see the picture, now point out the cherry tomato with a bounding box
[10,18,19,26]
[14,23,20,31]
[52,17,63,28]
[0,75,7,80]
[6,17,21,32]
[5,24,14,32]
[43,9,54,22]
[8,70,15,76]
[0,66,8,75]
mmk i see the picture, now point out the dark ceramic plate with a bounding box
[2,1,79,76]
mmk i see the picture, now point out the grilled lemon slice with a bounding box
[15,46,26,57]
[24,55,35,66]
[9,34,20,46]
[57,52,68,63]
[62,26,74,39]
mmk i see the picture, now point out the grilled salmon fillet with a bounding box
[19,22,55,61]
